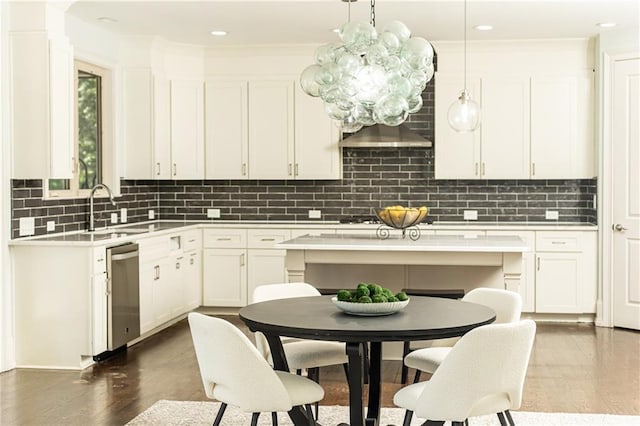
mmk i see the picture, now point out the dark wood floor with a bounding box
[1,317,639,425]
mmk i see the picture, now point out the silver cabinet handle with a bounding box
[240,253,245,267]
[481,162,486,176]
[190,257,195,265]
[242,163,247,176]
[613,224,628,231]
[217,237,232,241]
[536,257,540,271]
[154,265,160,280]
[551,241,566,245]
[156,162,161,176]
[173,163,177,176]
[288,163,293,176]
[260,238,276,242]
[176,262,180,269]
[475,162,479,176]
[111,251,139,261]
[294,163,299,177]
[531,162,536,176]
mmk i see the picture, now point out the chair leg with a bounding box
[413,369,422,383]
[251,413,260,426]
[305,404,316,426]
[305,367,320,419]
[296,369,302,375]
[213,402,227,426]
[505,410,515,426]
[342,362,349,380]
[497,412,508,426]
[452,422,465,426]
[403,410,413,426]
[271,411,278,426]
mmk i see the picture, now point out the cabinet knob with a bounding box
[613,224,628,232]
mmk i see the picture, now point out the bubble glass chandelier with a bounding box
[300,0,435,132]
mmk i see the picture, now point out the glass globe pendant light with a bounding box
[448,0,480,132]
[299,0,435,130]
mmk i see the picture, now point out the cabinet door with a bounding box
[480,76,530,179]
[170,80,204,179]
[153,74,172,179]
[434,73,481,179]
[535,252,581,313]
[202,249,247,306]
[49,36,74,178]
[248,80,294,179]
[530,72,595,178]
[154,258,174,326]
[294,85,341,179]
[247,249,288,301]
[123,68,153,179]
[92,272,108,355]
[205,80,248,179]
[139,261,156,334]
[184,251,202,310]
[169,255,187,317]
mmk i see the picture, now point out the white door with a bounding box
[612,57,640,330]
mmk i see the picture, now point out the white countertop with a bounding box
[277,233,530,252]
[9,220,597,247]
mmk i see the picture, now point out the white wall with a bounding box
[596,27,640,327]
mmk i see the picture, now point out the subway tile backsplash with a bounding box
[11,148,596,238]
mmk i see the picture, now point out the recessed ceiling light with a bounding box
[597,22,617,28]
[474,25,493,31]
[97,17,118,24]
[210,30,228,36]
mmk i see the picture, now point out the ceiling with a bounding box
[67,0,640,47]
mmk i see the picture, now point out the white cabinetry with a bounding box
[123,68,171,179]
[204,78,340,180]
[535,231,597,313]
[435,72,594,180]
[91,247,108,355]
[10,32,74,178]
[247,229,291,300]
[170,80,205,179]
[138,235,173,333]
[202,229,248,306]
[530,72,595,178]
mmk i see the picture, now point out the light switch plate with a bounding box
[46,221,56,232]
[545,210,559,220]
[207,208,221,219]
[120,208,128,223]
[148,210,155,220]
[19,217,35,236]
[463,210,478,220]
[111,213,118,224]
[308,210,322,219]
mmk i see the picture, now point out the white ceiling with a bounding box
[67,0,640,47]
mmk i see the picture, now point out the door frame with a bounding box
[598,51,639,327]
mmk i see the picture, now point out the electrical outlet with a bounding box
[308,210,322,219]
[463,210,478,220]
[545,210,559,220]
[148,210,155,220]
[207,208,221,219]
[19,217,35,236]
[120,208,128,223]
[110,213,118,224]
[46,221,56,232]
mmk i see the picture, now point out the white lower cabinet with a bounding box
[184,251,202,310]
[91,247,108,355]
[535,231,597,314]
[247,249,288,302]
[203,248,247,306]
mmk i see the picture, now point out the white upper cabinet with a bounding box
[530,72,595,178]
[294,84,342,179]
[205,80,249,179]
[434,74,481,179]
[248,80,295,179]
[481,76,530,179]
[10,32,74,179]
[170,80,205,179]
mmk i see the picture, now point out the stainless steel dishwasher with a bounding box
[106,243,140,350]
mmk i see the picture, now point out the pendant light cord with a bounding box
[370,0,376,27]
[463,0,467,93]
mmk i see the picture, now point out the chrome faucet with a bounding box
[88,183,116,231]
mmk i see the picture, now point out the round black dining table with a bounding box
[239,295,496,426]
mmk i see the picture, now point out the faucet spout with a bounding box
[89,183,116,232]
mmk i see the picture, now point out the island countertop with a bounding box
[277,233,530,253]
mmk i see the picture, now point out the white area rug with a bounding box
[127,400,640,425]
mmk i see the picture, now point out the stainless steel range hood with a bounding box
[339,124,432,148]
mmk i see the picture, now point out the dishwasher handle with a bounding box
[110,251,139,261]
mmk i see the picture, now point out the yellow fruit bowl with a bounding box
[375,206,429,229]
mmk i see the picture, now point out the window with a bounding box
[48,60,106,196]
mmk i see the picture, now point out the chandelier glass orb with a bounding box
[300,14,434,130]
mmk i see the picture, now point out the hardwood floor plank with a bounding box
[1,317,638,425]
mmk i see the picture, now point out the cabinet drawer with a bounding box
[203,229,247,248]
[536,232,581,252]
[183,229,202,252]
[93,247,107,274]
[247,229,291,248]
[137,235,171,262]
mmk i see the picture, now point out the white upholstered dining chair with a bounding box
[252,283,348,418]
[394,320,536,426]
[404,287,522,383]
[187,312,324,426]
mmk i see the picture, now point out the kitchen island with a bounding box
[278,233,530,294]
